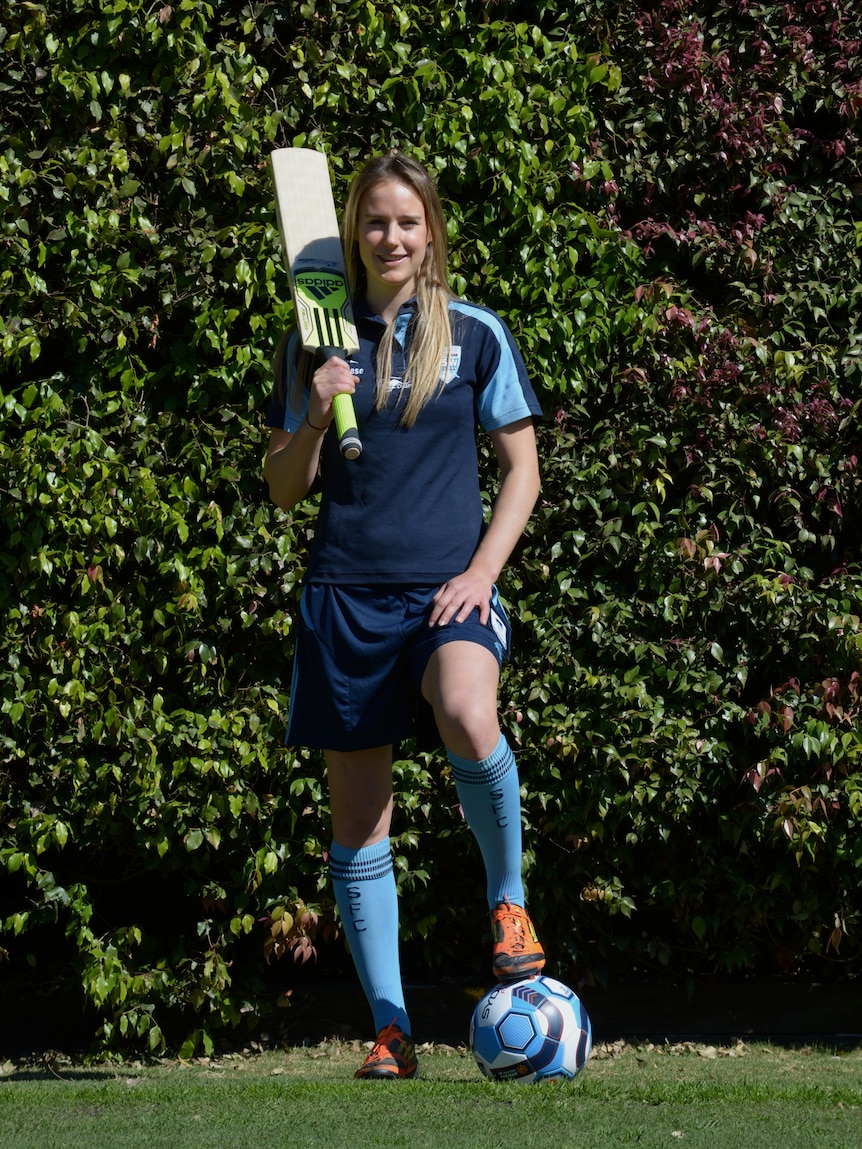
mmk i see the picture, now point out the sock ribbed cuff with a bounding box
[329,837,393,883]
[447,733,514,787]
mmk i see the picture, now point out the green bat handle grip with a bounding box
[319,348,362,460]
[332,392,362,460]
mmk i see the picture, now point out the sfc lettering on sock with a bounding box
[490,785,509,829]
[346,884,367,932]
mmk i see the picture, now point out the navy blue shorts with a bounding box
[285,583,512,752]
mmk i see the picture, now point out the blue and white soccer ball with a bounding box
[469,975,592,1083]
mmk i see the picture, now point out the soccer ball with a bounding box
[469,975,592,1083]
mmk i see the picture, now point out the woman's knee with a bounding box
[423,644,500,758]
[435,701,500,761]
[325,746,394,847]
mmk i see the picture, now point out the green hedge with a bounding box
[1,0,860,1054]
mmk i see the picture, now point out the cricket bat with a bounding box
[270,147,362,460]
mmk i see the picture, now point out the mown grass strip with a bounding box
[2,1040,860,1149]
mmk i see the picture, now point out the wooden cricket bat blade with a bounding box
[270,147,361,459]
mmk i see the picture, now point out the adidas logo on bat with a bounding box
[296,270,346,303]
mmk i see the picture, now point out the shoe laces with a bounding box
[372,1021,403,1051]
[368,1021,413,1063]
[496,903,528,951]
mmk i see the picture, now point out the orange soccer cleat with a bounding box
[354,1021,419,1080]
[491,900,546,983]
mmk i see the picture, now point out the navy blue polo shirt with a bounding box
[266,296,542,585]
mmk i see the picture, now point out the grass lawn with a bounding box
[2,1039,860,1149]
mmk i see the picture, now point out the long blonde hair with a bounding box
[342,154,455,426]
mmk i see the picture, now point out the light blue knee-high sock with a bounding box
[329,837,410,1036]
[447,733,526,910]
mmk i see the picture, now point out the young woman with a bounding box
[264,153,544,1079]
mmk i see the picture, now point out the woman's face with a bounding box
[356,178,430,306]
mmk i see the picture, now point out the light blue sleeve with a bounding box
[450,301,542,431]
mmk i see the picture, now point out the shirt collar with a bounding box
[354,294,418,325]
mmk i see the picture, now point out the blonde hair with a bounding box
[342,154,455,426]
